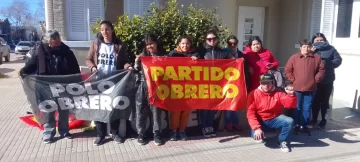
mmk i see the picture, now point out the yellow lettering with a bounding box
[223,84,239,98]
[150,66,164,81]
[198,84,209,99]
[191,66,202,81]
[178,66,192,81]
[156,85,170,100]
[163,66,179,81]
[184,84,198,99]
[224,68,240,81]
[203,67,209,81]
[209,84,222,99]
[171,84,184,99]
[210,67,224,81]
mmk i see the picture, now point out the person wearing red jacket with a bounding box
[247,74,297,152]
[243,36,279,91]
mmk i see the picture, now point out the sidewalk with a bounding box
[1,57,360,162]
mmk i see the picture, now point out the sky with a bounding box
[0,0,44,21]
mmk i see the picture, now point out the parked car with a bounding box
[15,41,32,55]
[0,38,10,64]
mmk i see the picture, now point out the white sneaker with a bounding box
[202,127,211,138]
[278,141,290,152]
[209,127,216,137]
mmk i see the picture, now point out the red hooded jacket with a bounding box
[243,45,279,91]
[247,86,297,130]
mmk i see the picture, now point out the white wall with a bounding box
[332,54,360,110]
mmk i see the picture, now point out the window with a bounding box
[124,0,159,19]
[336,0,353,38]
[66,0,104,41]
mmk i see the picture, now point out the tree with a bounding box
[92,0,231,63]
[0,0,32,27]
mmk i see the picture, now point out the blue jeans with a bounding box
[295,91,316,127]
[251,115,294,142]
[199,110,216,128]
[43,109,69,140]
[225,110,240,126]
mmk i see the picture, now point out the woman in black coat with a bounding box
[310,33,342,128]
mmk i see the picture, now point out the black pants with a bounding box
[312,83,333,122]
[95,119,121,138]
[135,81,162,135]
[283,108,295,119]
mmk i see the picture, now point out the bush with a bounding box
[92,0,231,63]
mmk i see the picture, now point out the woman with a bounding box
[310,33,342,128]
[134,34,167,146]
[85,20,132,146]
[198,30,228,137]
[243,36,279,92]
[168,36,198,141]
[223,35,251,131]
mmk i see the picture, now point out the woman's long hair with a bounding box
[141,34,166,56]
[98,20,119,44]
[311,33,328,43]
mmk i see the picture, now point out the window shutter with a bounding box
[67,0,87,41]
[311,0,322,38]
[125,0,158,18]
[88,0,104,40]
[321,0,335,43]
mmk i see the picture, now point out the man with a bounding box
[20,30,80,144]
[284,39,325,135]
[247,74,297,152]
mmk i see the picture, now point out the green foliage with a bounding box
[92,0,231,63]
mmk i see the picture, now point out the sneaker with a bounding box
[302,126,312,136]
[317,120,327,129]
[294,125,300,135]
[154,134,163,146]
[93,137,105,146]
[278,141,290,152]
[43,138,53,144]
[112,134,125,144]
[209,127,216,137]
[179,131,188,141]
[62,133,73,139]
[170,131,177,141]
[137,134,146,145]
[225,124,233,132]
[202,128,211,138]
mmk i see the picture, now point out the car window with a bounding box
[17,42,31,46]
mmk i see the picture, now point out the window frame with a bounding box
[332,0,360,53]
[123,0,159,18]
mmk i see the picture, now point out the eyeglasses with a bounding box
[206,37,217,41]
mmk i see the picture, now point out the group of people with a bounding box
[19,20,342,153]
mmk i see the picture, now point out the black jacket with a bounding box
[198,45,229,59]
[314,45,342,84]
[20,42,80,76]
[231,49,251,91]
[168,49,199,58]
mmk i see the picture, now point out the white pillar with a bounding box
[44,0,54,30]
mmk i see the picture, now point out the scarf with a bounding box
[175,46,194,54]
[313,41,329,50]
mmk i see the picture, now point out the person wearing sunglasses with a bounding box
[197,30,229,138]
[223,35,251,132]
[243,36,280,92]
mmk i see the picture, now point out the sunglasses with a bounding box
[206,37,217,41]
[227,42,237,46]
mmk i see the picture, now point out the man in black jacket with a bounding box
[20,30,80,144]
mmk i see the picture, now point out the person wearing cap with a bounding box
[284,39,325,136]
[247,74,297,152]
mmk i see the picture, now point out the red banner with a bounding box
[141,57,247,111]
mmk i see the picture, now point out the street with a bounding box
[1,53,360,162]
